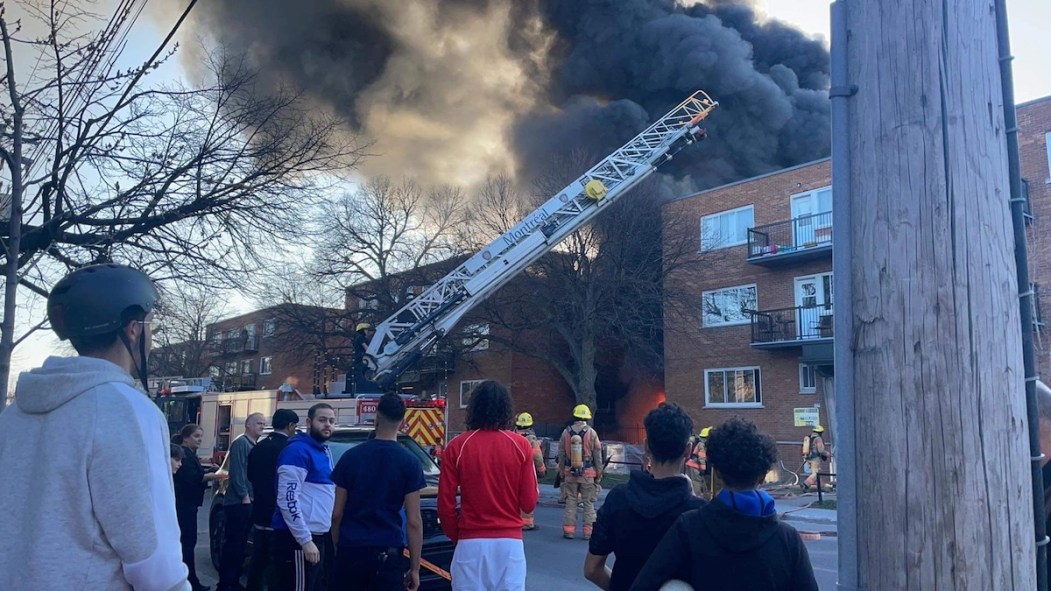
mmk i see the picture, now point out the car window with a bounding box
[327,433,441,487]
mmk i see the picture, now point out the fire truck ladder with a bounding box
[366,90,718,388]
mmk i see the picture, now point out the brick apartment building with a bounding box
[663,95,1051,447]
[1017,95,1051,382]
[203,305,349,393]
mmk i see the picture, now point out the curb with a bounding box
[780,512,838,526]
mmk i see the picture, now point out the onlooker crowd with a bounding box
[0,263,825,591]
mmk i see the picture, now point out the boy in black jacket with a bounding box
[629,417,818,591]
[584,402,706,591]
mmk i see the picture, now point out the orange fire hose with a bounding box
[403,548,452,581]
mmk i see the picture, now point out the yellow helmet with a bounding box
[812,425,825,433]
[516,412,534,428]
[356,322,372,332]
[573,404,593,420]
[699,427,712,438]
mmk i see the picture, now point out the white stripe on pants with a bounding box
[451,538,526,591]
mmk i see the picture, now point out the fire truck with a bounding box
[156,90,716,458]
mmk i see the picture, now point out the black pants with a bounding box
[245,526,275,591]
[333,545,406,591]
[273,529,332,591]
[219,503,254,589]
[176,503,203,587]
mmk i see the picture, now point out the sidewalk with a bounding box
[539,481,837,528]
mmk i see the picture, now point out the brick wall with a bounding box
[1018,97,1051,382]
[663,159,834,444]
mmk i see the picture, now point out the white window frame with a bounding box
[702,284,757,327]
[1046,132,1051,183]
[704,367,763,408]
[240,359,253,375]
[459,379,485,409]
[700,205,754,251]
[263,319,277,337]
[799,364,817,394]
[260,356,273,376]
[462,323,491,351]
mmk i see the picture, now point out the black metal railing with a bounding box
[747,211,833,259]
[243,334,259,352]
[221,372,257,391]
[748,305,834,345]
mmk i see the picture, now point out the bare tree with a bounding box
[0,1,362,398]
[314,176,469,320]
[150,283,228,379]
[471,157,704,411]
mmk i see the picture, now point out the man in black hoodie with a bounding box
[584,402,706,591]
[244,408,299,591]
[629,417,818,591]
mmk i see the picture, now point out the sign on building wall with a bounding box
[794,407,820,427]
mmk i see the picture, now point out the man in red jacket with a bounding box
[438,381,539,590]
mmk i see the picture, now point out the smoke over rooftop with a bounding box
[183,0,830,191]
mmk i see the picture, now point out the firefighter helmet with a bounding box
[47,264,159,340]
[812,425,825,433]
[699,427,712,438]
[516,412,534,428]
[356,322,372,332]
[572,404,593,420]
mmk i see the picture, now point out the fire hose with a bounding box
[403,548,452,582]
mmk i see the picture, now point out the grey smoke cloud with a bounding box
[182,0,830,190]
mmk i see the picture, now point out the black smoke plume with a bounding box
[182,0,830,191]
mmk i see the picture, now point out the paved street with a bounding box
[194,489,838,589]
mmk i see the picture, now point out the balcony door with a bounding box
[791,187,833,246]
[795,272,833,339]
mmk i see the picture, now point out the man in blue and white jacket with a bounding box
[272,402,337,591]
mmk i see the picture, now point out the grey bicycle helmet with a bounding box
[48,264,159,340]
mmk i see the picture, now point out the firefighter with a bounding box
[516,412,547,531]
[802,425,830,491]
[350,322,374,390]
[558,404,603,540]
[685,426,712,499]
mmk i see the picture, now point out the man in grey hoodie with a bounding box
[0,264,190,591]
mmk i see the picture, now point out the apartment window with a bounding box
[799,364,817,394]
[1033,282,1045,328]
[1046,132,1051,181]
[260,356,273,376]
[263,319,277,337]
[462,323,490,351]
[705,367,762,407]
[702,284,757,327]
[1022,179,1034,225]
[209,366,221,379]
[459,380,484,409]
[224,361,237,376]
[240,359,253,374]
[701,205,754,251]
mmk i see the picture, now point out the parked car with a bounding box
[209,426,453,590]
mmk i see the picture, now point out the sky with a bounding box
[5,0,1051,391]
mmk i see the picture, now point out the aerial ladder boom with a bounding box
[366,90,718,389]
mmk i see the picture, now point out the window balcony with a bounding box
[746,211,832,266]
[747,305,834,349]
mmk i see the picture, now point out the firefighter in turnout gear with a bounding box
[558,404,603,540]
[516,412,546,531]
[802,425,830,491]
[685,426,712,499]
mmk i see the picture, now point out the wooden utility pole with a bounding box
[842,0,1035,588]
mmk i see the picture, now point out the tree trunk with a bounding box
[0,17,25,406]
[846,0,1034,588]
[575,336,599,413]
